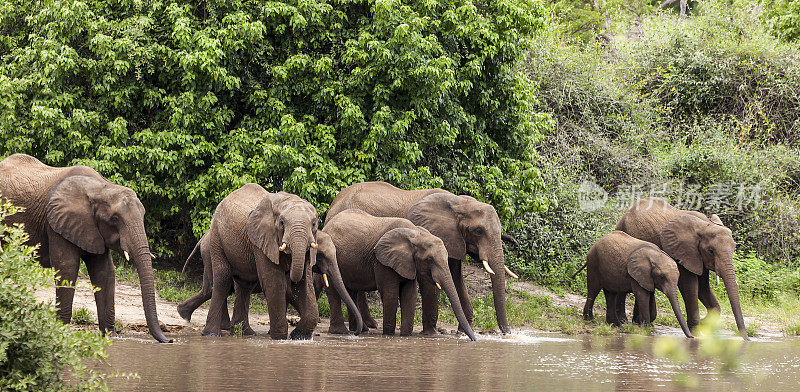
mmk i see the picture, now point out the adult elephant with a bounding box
[0,154,170,343]
[326,181,518,334]
[178,230,362,336]
[182,183,324,339]
[323,209,477,340]
[616,197,748,339]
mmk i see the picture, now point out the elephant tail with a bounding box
[570,262,587,279]
[181,235,203,274]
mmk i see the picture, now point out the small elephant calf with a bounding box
[576,231,693,338]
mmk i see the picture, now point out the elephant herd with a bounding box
[0,154,748,343]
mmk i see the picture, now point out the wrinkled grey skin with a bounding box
[0,154,170,343]
[576,231,693,338]
[178,230,362,336]
[175,184,324,339]
[326,181,516,334]
[616,197,747,340]
[323,209,477,341]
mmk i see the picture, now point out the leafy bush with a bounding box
[71,308,95,326]
[0,0,549,266]
[0,200,109,391]
[766,0,800,42]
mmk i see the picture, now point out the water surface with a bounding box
[97,332,800,391]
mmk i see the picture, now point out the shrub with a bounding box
[0,199,109,391]
[0,0,550,267]
[71,308,95,326]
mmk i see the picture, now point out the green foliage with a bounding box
[0,0,549,265]
[71,308,95,326]
[766,0,800,42]
[0,199,109,391]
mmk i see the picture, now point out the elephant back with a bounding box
[326,181,446,222]
[616,198,683,247]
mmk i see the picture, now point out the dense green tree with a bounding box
[0,0,548,263]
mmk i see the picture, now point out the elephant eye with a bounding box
[278,220,285,228]
[474,227,484,236]
[708,247,715,254]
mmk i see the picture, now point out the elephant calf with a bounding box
[576,231,693,338]
[323,209,477,341]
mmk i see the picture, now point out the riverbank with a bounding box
[35,261,799,340]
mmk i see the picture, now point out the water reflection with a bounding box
[96,332,800,391]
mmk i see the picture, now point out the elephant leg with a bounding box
[698,270,721,314]
[230,279,256,336]
[86,252,116,335]
[678,266,700,329]
[418,274,440,335]
[255,261,288,340]
[326,284,349,334]
[49,232,81,324]
[649,292,657,323]
[631,288,651,325]
[584,275,601,321]
[289,265,318,340]
[604,290,621,326]
[178,243,214,322]
[450,259,474,328]
[616,292,628,323]
[377,268,399,336]
[357,291,378,329]
[399,279,417,336]
[202,247,233,337]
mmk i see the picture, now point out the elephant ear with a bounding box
[709,214,724,226]
[247,196,280,265]
[659,214,704,275]
[374,228,416,280]
[46,176,105,254]
[627,246,655,292]
[408,193,466,260]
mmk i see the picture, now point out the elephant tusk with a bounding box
[311,242,318,249]
[323,273,330,288]
[124,251,130,261]
[482,260,495,275]
[279,243,287,252]
[716,274,720,285]
[504,266,519,279]
[436,282,442,290]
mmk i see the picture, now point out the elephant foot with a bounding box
[176,303,193,322]
[290,328,313,340]
[421,327,439,336]
[364,316,378,329]
[221,320,232,330]
[499,325,511,335]
[328,324,351,335]
[201,329,222,337]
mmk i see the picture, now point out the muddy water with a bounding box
[97,332,800,391]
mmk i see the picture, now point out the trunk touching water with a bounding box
[719,258,748,340]
[126,228,170,343]
[438,273,478,341]
[327,264,363,334]
[484,242,510,334]
[665,288,694,338]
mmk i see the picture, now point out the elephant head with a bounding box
[374,227,478,341]
[408,193,512,333]
[247,192,319,284]
[313,231,363,334]
[46,175,169,343]
[627,246,694,338]
[660,214,746,337]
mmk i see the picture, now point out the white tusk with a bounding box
[482,260,495,275]
[323,273,330,288]
[436,282,442,290]
[716,274,720,285]
[279,243,287,252]
[311,242,318,249]
[124,251,130,261]
[504,266,519,279]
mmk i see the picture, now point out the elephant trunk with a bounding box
[718,256,748,340]
[288,230,308,283]
[437,272,478,341]
[125,228,171,343]
[327,264,363,334]
[665,287,694,338]
[483,243,510,334]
